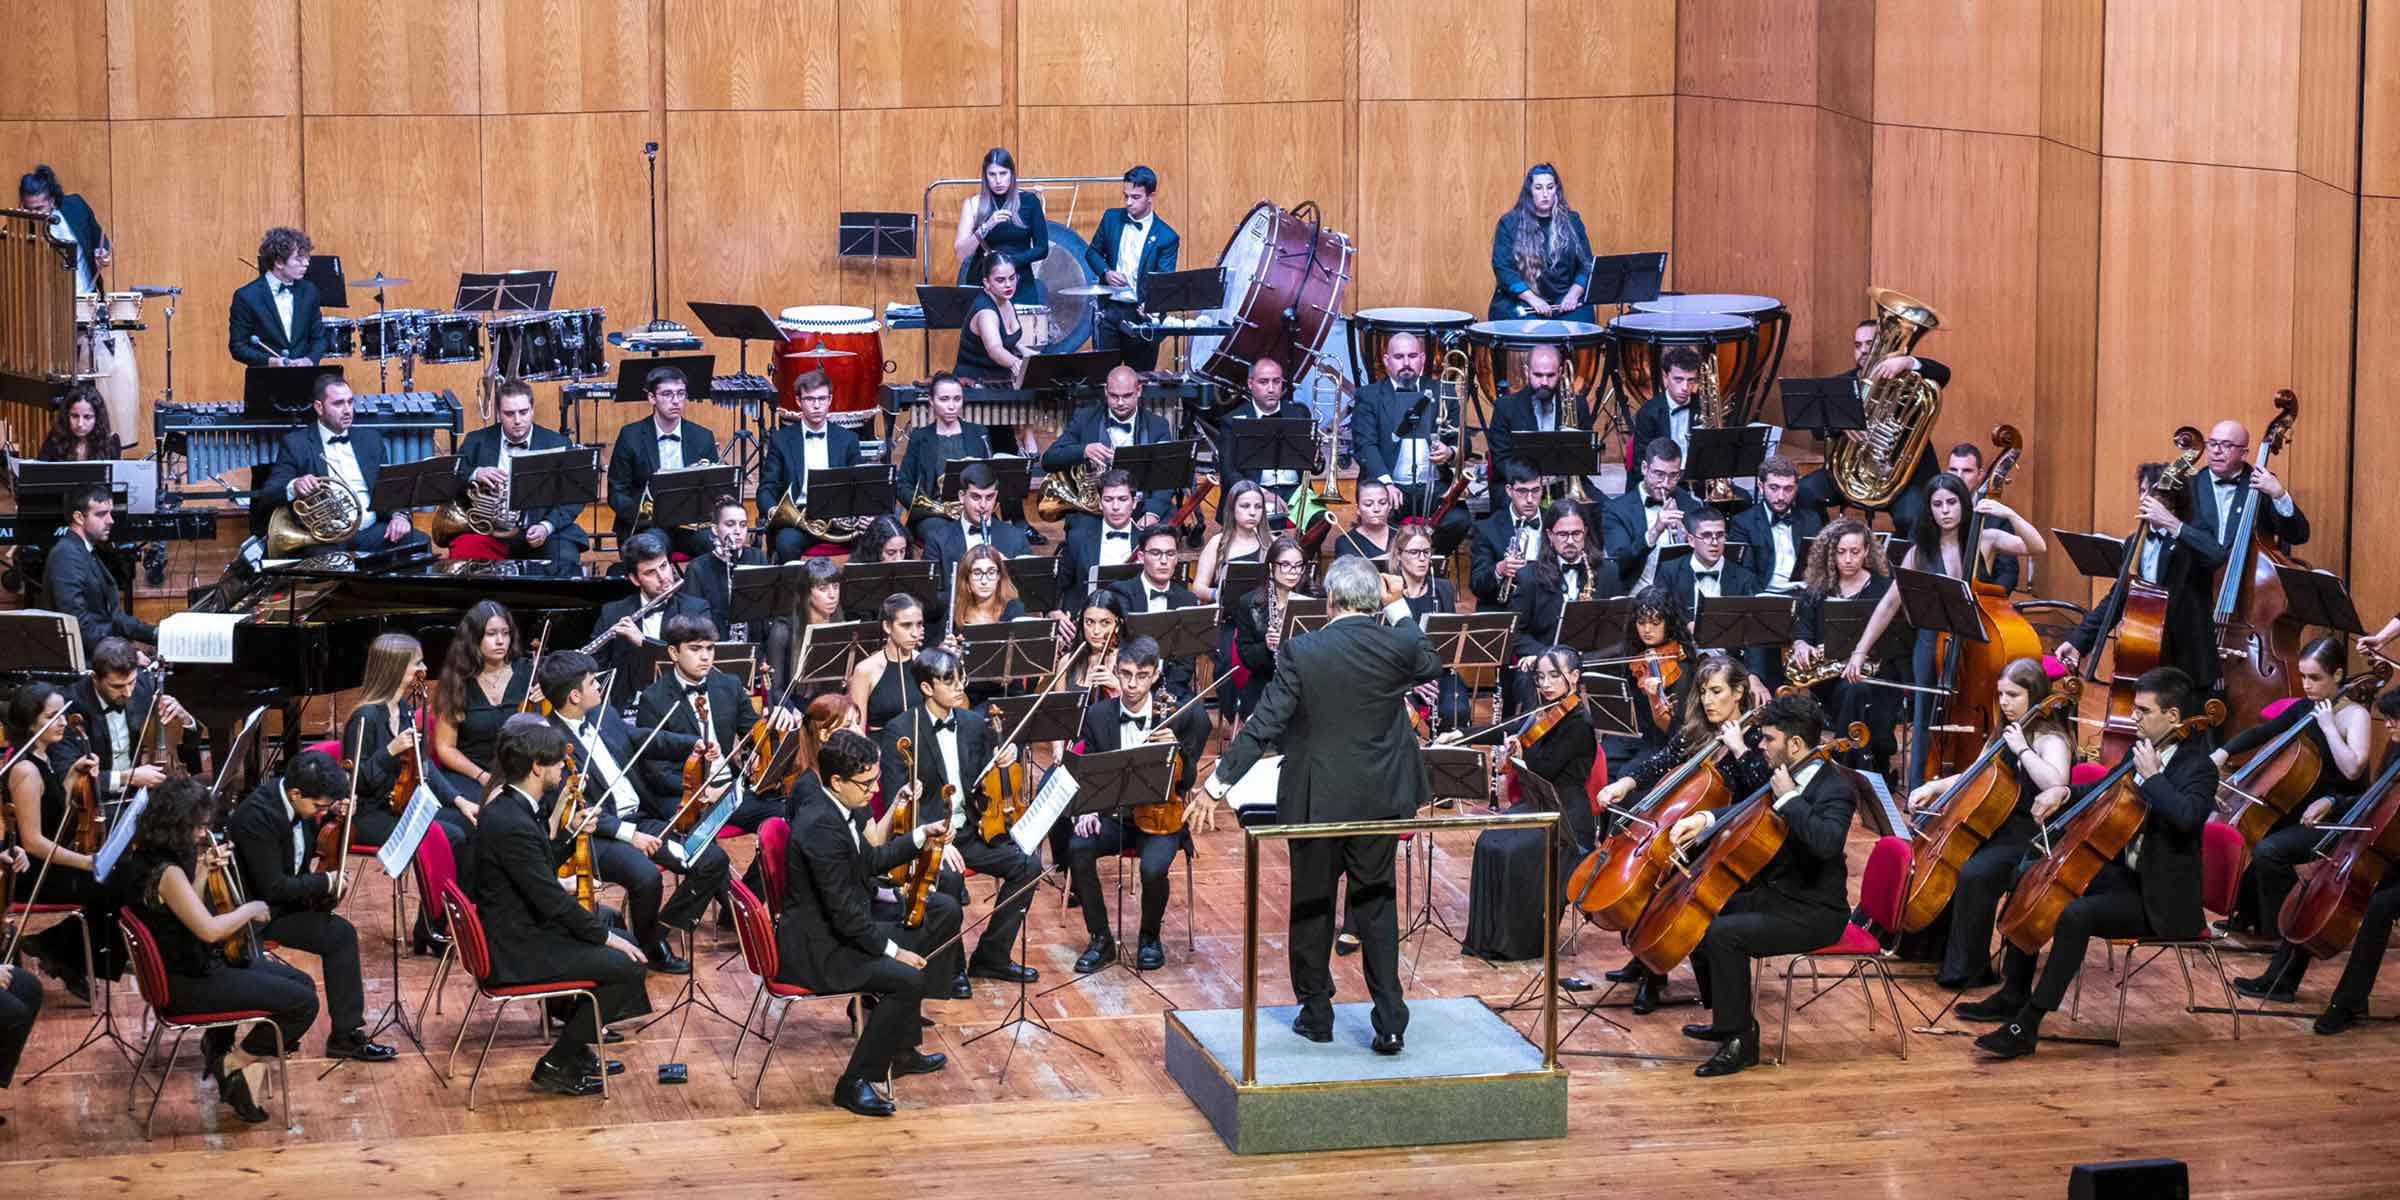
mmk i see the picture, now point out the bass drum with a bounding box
[1191,201,1353,392]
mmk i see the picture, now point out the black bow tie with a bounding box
[1105,529,1132,540]
[273,282,292,296]
[290,812,309,831]
[1695,569,1719,580]
[1125,714,1151,733]
[804,430,826,440]
[327,434,350,445]
[580,719,598,740]
[1768,510,1792,526]
[506,439,531,451]
[1108,420,1135,435]
[1517,520,1538,534]
[967,524,986,538]
[99,702,126,716]
[658,431,681,443]
[929,716,956,733]
[1643,495,1663,508]
[1147,589,1168,605]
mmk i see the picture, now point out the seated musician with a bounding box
[1082,165,1179,372]
[779,729,955,1117]
[1485,346,1581,476]
[6,684,107,1001]
[36,384,119,462]
[895,372,994,543]
[1590,653,1773,1010]
[1192,480,1270,604]
[1939,442,2018,592]
[1789,519,1901,774]
[259,374,432,555]
[878,646,1042,997]
[1602,587,1697,772]
[1041,366,1175,544]
[1630,348,1706,462]
[538,648,734,976]
[1959,667,2217,1059]
[430,601,533,805]
[63,636,194,826]
[1665,691,1858,1077]
[1507,501,1620,713]
[110,778,319,1123]
[1794,319,1952,537]
[1471,461,1549,606]
[2051,460,2229,693]
[43,481,156,659]
[1333,482,1400,568]
[1232,536,1317,720]
[228,225,330,367]
[1844,471,2045,783]
[1658,506,1762,617]
[2193,418,2309,556]
[688,494,795,690]
[225,748,397,1064]
[948,545,1028,706]
[2220,637,2371,1000]
[1455,647,1601,960]
[633,614,799,838]
[605,365,720,560]
[1599,437,1699,592]
[848,593,930,734]
[1488,163,1596,322]
[1902,657,2073,990]
[1222,358,1304,496]
[1350,332,1470,555]
[2259,687,2400,1035]
[343,633,474,951]
[858,515,916,568]
[1067,636,1207,975]
[737,691,866,904]
[1057,471,1145,615]
[955,258,1030,391]
[1726,455,1822,597]
[471,716,652,1097]
[592,531,713,702]
[917,461,1029,600]
[1393,524,1472,731]
[1108,525,1201,695]
[759,369,866,563]
[450,377,586,572]
[0,844,38,1109]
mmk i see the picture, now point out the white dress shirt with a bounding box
[1241,401,1300,488]
[1097,519,1137,568]
[102,703,133,795]
[2122,741,2180,870]
[571,716,646,841]
[654,418,686,472]
[1773,760,1824,814]
[931,712,966,828]
[1668,402,1693,456]
[795,421,832,502]
[1765,516,1799,591]
[51,213,92,294]
[1691,557,1726,602]
[301,422,375,523]
[1113,217,1150,288]
[261,272,298,342]
[2210,472,2295,546]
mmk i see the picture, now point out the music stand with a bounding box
[1023,740,1188,1012]
[957,617,1057,684]
[244,364,344,419]
[1424,613,1516,708]
[1136,268,1227,315]
[983,691,1087,746]
[839,212,917,261]
[1556,596,1637,655]
[1113,440,1198,497]
[2275,565,2367,635]
[686,301,787,378]
[1125,604,1218,663]
[1586,252,1668,308]
[939,456,1032,504]
[2051,529,2131,582]
[505,446,600,516]
[727,564,803,628]
[1685,426,1771,501]
[610,354,716,404]
[643,463,738,531]
[1020,350,1118,397]
[0,611,85,674]
[791,618,885,685]
[1224,417,1317,480]
[805,465,899,520]
[1575,672,1643,739]
[1693,594,1796,655]
[1401,744,1495,948]
[839,559,939,616]
[1819,597,1912,665]
[1004,554,1060,615]
[1892,567,1984,651]
[303,255,348,309]
[1513,430,1602,484]
[1090,562,1146,594]
[454,271,555,314]
[1779,377,1866,436]
[1215,562,1267,616]
[369,455,467,517]
[912,285,983,332]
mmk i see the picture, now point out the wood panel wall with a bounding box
[0,0,1674,459]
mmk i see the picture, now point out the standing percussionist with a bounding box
[607,365,720,560]
[1202,557,1439,1054]
[1350,333,1469,555]
[229,226,330,367]
[259,374,430,554]
[1488,163,1596,322]
[758,369,866,563]
[450,377,587,572]
[1082,165,1179,372]
[20,166,135,441]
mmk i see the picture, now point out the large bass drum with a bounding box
[1191,202,1353,392]
[1630,293,1788,426]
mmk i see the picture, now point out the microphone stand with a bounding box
[639,142,676,335]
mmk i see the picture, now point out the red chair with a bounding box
[412,828,462,1016]
[437,882,609,1110]
[118,911,290,1135]
[1767,835,1913,1065]
[2069,820,2247,1046]
[756,817,791,909]
[724,877,855,1108]
[2068,760,2110,787]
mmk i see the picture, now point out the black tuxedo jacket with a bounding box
[1598,486,1702,580]
[547,707,685,837]
[1081,208,1181,290]
[1217,612,1442,824]
[455,424,589,548]
[918,518,1030,596]
[681,546,768,637]
[1726,501,1823,591]
[344,698,441,810]
[469,786,613,984]
[1630,396,1692,459]
[1040,404,1178,518]
[1486,387,1585,471]
[1469,507,1546,604]
[51,194,106,284]
[775,789,919,994]
[1507,557,1623,662]
[1350,378,1458,486]
[592,588,716,682]
[43,534,154,655]
[1107,577,1200,692]
[896,422,994,510]
[606,419,722,535]
[2191,468,2310,553]
[2073,741,2218,939]
[633,667,754,767]
[878,705,1002,847]
[757,421,865,513]
[261,424,390,514]
[228,778,335,919]
[1655,553,1763,623]
[1058,519,1145,612]
[229,276,331,365]
[1744,763,1858,917]
[1078,693,1208,794]
[2064,517,2231,692]
[64,673,162,800]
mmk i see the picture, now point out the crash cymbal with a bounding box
[785,346,857,359]
[128,285,181,296]
[355,273,413,289]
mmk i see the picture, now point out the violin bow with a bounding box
[0,710,79,967]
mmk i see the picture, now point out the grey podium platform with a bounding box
[1163,996,1568,1156]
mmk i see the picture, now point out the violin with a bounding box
[2210,389,2304,743]
[1998,699,2225,953]
[62,713,102,854]
[1566,703,1766,928]
[1517,689,1583,751]
[1921,425,2043,784]
[883,736,921,885]
[2278,745,2400,960]
[388,681,428,815]
[1899,678,2082,933]
[201,830,262,968]
[977,704,1031,843]
[1131,678,1228,837]
[672,692,720,835]
[552,770,599,911]
[902,786,952,929]
[2216,662,2390,847]
[1628,644,1685,733]
[1625,722,1869,974]
[2080,427,2206,761]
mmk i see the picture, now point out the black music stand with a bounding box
[1424,612,1515,730]
[1091,562,1146,594]
[1114,440,1198,496]
[1020,350,1118,397]
[1028,740,1187,1011]
[939,456,1032,505]
[1136,268,1227,315]
[912,285,983,331]
[2276,565,2366,635]
[0,611,85,673]
[1003,554,1061,615]
[791,618,884,685]
[838,559,940,617]
[805,465,899,521]
[454,271,555,313]
[1214,562,1268,616]
[1587,252,1668,309]
[1270,597,1325,643]
[611,353,717,404]
[2051,529,2131,582]
[957,617,1057,684]
[686,301,786,378]
[15,461,119,547]
[644,463,738,531]
[1686,426,1770,509]
[983,691,1087,746]
[1513,430,1602,484]
[1693,594,1796,655]
[727,563,804,627]
[1780,377,1864,437]
[370,455,466,518]
[1574,672,1643,739]
[1400,744,1497,948]
[1224,417,1317,480]
[505,446,601,515]
[1125,604,1218,663]
[1819,597,1913,665]
[1892,567,1984,645]
[839,212,917,261]
[244,364,344,418]
[300,255,349,309]
[1556,596,1637,655]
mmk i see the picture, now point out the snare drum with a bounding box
[104,292,146,329]
[73,292,101,326]
[1347,307,1476,383]
[1604,311,1757,412]
[418,311,485,364]
[321,316,356,359]
[1630,293,1788,425]
[353,308,433,360]
[1464,318,1609,414]
[774,304,888,425]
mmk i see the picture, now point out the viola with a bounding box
[1566,703,1765,929]
[387,681,429,815]
[1628,645,1685,734]
[977,704,1031,842]
[552,772,600,912]
[1131,680,1227,837]
[1625,722,1870,974]
[2080,427,2205,762]
[2278,748,2400,959]
[62,713,101,854]
[1899,679,2081,933]
[902,785,952,929]
[1920,426,2043,784]
[2218,665,2389,847]
[2210,389,2304,743]
[201,831,262,968]
[1998,700,2224,953]
[672,692,720,835]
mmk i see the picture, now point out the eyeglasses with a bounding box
[1400,547,1433,558]
[2204,439,2248,451]
[1273,559,1306,570]
[1506,484,1545,497]
[1690,529,1726,541]
[968,567,1001,579]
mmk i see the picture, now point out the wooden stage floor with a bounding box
[1,817,2395,1198]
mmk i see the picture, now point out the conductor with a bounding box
[1202,555,1440,1054]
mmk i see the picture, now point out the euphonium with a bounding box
[1032,464,1104,523]
[266,475,366,557]
[1695,354,1737,503]
[1827,287,1943,508]
[431,475,521,547]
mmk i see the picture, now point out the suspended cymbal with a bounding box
[785,346,857,359]
[1056,284,1119,297]
[355,273,413,289]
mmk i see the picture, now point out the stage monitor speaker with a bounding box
[2068,1157,2189,1199]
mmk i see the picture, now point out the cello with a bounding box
[1899,677,2081,932]
[1624,722,1869,975]
[2278,745,2400,960]
[1566,703,1764,930]
[2210,389,2304,742]
[1918,426,2041,784]
[2214,662,2387,847]
[2078,427,2206,763]
[1998,699,2224,954]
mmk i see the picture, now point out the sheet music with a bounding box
[679,786,742,863]
[158,611,244,664]
[91,786,149,881]
[375,783,441,879]
[1011,764,1077,856]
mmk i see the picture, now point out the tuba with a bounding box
[431,475,520,547]
[267,476,366,557]
[1827,287,1943,508]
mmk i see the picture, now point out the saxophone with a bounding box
[266,476,366,557]
[432,474,521,547]
[1827,288,1943,508]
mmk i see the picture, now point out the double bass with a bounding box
[2079,427,2207,763]
[1899,678,2081,932]
[2278,745,2400,959]
[1566,704,1763,929]
[2210,389,2304,741]
[2215,662,2388,848]
[1918,426,2042,783]
[1624,723,1869,974]
[1998,699,2224,953]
